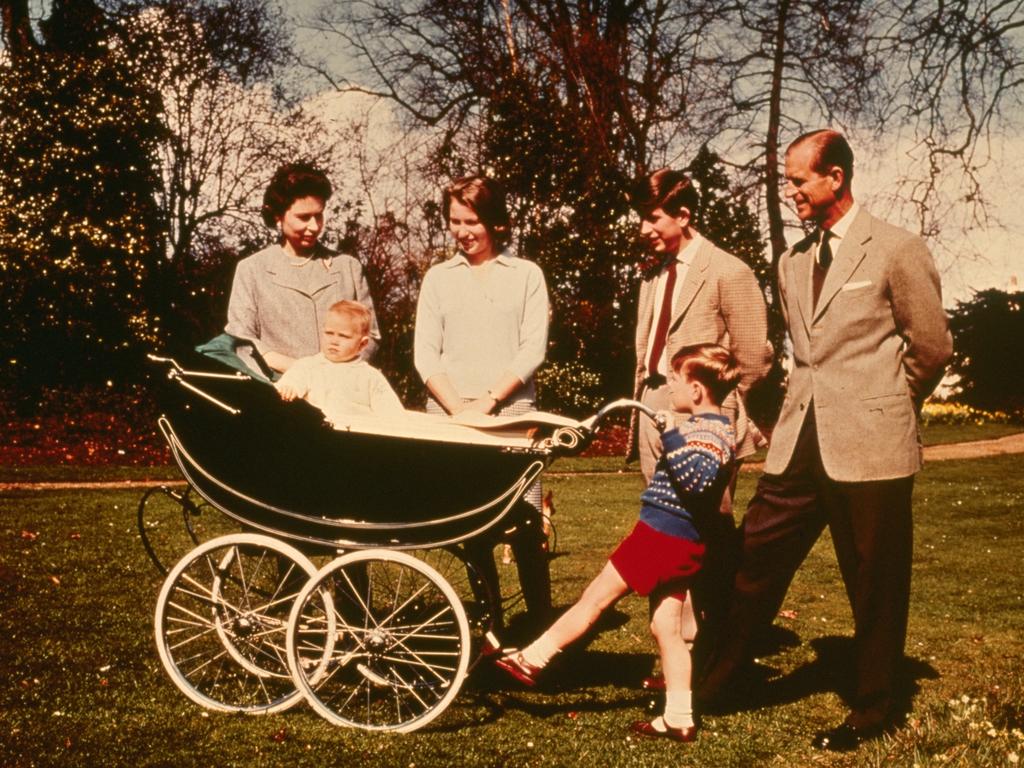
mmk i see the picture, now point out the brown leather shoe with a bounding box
[629,719,697,743]
[641,674,666,691]
[494,652,541,687]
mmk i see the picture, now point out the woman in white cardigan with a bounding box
[226,162,380,373]
[414,175,552,631]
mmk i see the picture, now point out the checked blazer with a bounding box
[630,237,772,460]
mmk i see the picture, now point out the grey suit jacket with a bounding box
[766,208,953,481]
[226,243,380,362]
[630,237,772,459]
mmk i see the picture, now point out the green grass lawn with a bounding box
[2,453,1022,767]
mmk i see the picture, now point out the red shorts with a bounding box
[609,521,705,597]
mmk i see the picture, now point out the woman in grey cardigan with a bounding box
[226,163,380,373]
[414,175,552,631]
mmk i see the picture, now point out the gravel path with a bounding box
[2,433,1021,491]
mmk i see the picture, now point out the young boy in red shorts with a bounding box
[494,343,739,743]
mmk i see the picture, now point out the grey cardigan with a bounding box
[225,243,380,361]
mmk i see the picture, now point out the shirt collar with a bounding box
[825,203,859,241]
[673,233,703,266]
[442,250,513,269]
[315,352,363,366]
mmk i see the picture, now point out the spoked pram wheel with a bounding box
[154,533,333,714]
[287,549,471,732]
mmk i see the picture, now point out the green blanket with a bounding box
[194,333,279,383]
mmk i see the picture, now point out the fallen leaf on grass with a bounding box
[69,532,81,540]
[270,727,287,743]
[20,530,38,541]
[49,576,60,587]
[779,609,798,619]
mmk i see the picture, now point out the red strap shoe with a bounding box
[493,652,541,687]
[629,718,697,743]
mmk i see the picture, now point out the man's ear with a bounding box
[827,165,845,193]
[675,207,692,228]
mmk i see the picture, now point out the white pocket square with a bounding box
[841,280,872,292]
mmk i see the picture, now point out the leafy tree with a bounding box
[947,289,1024,413]
[0,0,166,398]
[0,0,318,400]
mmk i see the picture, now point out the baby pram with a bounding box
[142,341,657,732]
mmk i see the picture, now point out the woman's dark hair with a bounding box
[261,162,333,228]
[442,175,512,247]
[627,168,699,218]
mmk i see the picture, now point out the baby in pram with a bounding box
[275,300,405,423]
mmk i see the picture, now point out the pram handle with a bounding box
[147,354,248,415]
[579,398,665,433]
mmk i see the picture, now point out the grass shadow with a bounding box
[720,635,939,719]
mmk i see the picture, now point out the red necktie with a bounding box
[646,261,678,375]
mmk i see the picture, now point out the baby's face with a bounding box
[321,313,368,362]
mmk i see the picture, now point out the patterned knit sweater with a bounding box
[638,412,736,541]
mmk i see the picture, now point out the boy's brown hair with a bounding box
[627,168,699,218]
[670,343,741,404]
[327,300,371,336]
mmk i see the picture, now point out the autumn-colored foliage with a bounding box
[0,387,169,466]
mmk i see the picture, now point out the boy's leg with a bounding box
[518,560,630,668]
[650,591,694,729]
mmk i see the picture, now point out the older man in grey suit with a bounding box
[698,130,953,751]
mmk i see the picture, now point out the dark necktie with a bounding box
[818,229,833,268]
[812,229,832,308]
[647,261,678,375]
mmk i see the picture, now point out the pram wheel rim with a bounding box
[286,549,472,732]
[154,533,325,715]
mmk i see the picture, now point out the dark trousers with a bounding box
[464,500,552,630]
[700,409,913,726]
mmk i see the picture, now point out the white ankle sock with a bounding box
[521,634,560,668]
[662,690,694,729]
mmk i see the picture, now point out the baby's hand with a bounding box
[276,383,300,401]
